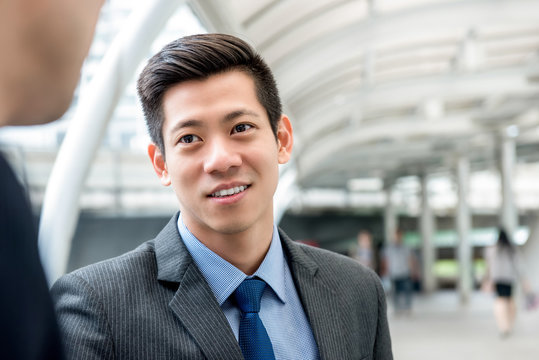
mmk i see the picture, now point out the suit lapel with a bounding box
[280,230,352,360]
[155,213,243,360]
[169,263,243,359]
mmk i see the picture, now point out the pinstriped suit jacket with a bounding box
[51,213,392,359]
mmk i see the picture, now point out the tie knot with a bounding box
[235,278,266,313]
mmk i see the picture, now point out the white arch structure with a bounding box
[38,0,186,285]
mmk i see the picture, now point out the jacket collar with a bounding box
[154,212,192,283]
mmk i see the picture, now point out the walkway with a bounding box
[389,291,539,360]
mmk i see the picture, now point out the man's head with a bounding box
[142,34,293,243]
[137,33,282,156]
[0,0,104,126]
[357,230,372,248]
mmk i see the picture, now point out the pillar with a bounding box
[499,135,517,237]
[420,174,437,293]
[456,156,473,303]
[384,180,397,245]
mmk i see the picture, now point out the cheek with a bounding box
[247,144,278,169]
[171,169,189,188]
[166,165,185,192]
[251,149,280,188]
[169,157,203,192]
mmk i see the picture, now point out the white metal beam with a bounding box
[189,0,244,34]
[273,0,539,97]
[297,67,538,145]
[38,0,185,285]
[299,113,478,178]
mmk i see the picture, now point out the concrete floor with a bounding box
[388,291,539,360]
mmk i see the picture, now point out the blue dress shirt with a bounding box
[178,214,319,360]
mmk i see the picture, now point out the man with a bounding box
[0,0,104,359]
[52,33,393,359]
[381,229,419,315]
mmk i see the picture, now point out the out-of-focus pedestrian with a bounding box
[381,229,420,315]
[349,230,376,270]
[483,228,529,338]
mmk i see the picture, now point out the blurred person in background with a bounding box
[349,230,376,270]
[0,0,103,358]
[483,228,530,338]
[381,229,420,316]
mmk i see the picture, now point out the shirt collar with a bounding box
[178,214,286,305]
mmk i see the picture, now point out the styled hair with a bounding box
[137,33,282,154]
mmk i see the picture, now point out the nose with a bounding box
[203,137,242,174]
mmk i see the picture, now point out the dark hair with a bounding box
[497,228,514,252]
[137,33,282,155]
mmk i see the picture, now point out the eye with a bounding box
[232,123,253,134]
[178,134,201,144]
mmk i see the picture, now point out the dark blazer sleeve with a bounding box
[51,273,115,360]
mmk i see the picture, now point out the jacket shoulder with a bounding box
[284,236,382,294]
[53,240,157,292]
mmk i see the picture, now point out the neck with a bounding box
[219,231,273,275]
[186,218,275,276]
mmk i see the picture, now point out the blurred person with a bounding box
[0,1,104,359]
[381,229,420,315]
[349,230,376,270]
[51,33,393,359]
[483,228,529,338]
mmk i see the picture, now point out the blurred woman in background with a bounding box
[483,228,529,338]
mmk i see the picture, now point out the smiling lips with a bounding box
[209,185,248,198]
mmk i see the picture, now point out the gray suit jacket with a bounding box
[52,213,392,359]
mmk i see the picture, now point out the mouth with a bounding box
[209,185,249,198]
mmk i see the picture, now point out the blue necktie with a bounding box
[234,279,276,360]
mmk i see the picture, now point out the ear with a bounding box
[276,114,294,164]
[148,143,171,186]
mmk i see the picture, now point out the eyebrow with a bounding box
[169,119,202,134]
[223,109,260,123]
[168,109,261,135]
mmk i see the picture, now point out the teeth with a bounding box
[211,185,247,197]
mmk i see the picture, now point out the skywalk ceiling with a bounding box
[190,0,539,192]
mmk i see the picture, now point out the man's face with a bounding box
[149,70,293,241]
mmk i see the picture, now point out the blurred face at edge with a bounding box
[0,0,104,126]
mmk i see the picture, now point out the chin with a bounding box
[19,90,74,126]
[43,94,75,124]
[213,221,251,235]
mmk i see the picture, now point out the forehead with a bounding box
[161,70,264,123]
[165,70,256,99]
